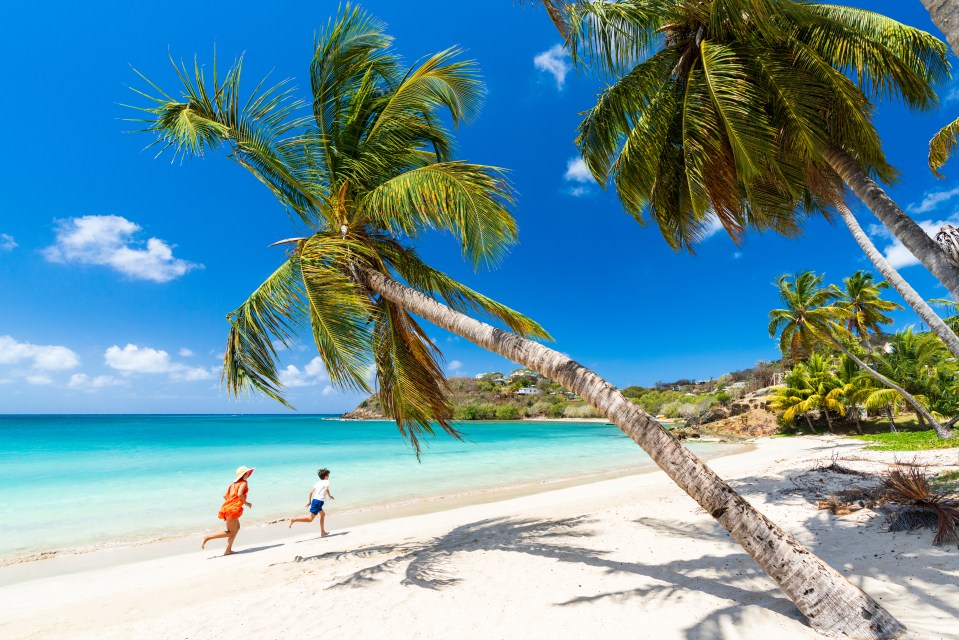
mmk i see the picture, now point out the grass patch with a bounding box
[930,470,959,492]
[851,430,959,451]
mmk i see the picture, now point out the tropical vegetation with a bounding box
[132,5,903,636]
[769,270,959,439]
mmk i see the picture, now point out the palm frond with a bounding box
[373,297,457,457]
[930,116,959,177]
[223,257,308,407]
[299,234,377,392]
[565,0,672,75]
[357,162,517,268]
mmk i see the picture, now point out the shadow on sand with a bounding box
[276,451,958,638]
[294,531,351,543]
[209,543,285,558]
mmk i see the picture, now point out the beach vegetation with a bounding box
[853,430,959,451]
[769,271,953,438]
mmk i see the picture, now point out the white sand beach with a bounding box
[2,436,958,640]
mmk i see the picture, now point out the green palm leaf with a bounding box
[930,116,959,177]
[223,257,308,407]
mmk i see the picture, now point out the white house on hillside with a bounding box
[514,387,540,395]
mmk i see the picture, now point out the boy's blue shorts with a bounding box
[309,499,325,514]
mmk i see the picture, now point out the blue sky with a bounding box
[1,0,958,413]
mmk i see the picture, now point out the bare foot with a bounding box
[321,531,329,537]
[201,538,208,550]
[288,519,294,529]
[223,550,235,556]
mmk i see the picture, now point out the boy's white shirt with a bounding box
[312,479,330,501]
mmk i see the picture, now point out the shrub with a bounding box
[496,404,520,420]
[546,402,568,418]
[529,401,552,416]
[563,403,603,418]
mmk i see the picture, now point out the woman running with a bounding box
[202,466,253,555]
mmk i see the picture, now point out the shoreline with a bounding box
[2,436,958,639]
[0,440,751,586]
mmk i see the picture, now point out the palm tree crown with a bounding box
[562,0,946,250]
[838,270,902,339]
[768,271,851,360]
[130,5,550,451]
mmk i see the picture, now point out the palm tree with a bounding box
[835,202,959,361]
[555,0,959,304]
[131,7,904,637]
[769,362,818,433]
[768,271,948,436]
[875,328,958,425]
[931,298,959,333]
[838,271,902,340]
[804,353,846,433]
[835,354,869,434]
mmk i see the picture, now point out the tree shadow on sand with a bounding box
[277,450,959,639]
[286,515,802,637]
[727,458,959,625]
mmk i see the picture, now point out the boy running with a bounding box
[288,468,334,536]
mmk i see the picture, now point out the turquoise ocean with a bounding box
[1,415,727,562]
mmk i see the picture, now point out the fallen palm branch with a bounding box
[881,467,959,546]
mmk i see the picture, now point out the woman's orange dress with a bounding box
[217,480,247,520]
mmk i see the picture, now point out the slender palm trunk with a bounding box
[922,0,959,56]
[822,407,835,433]
[835,202,959,360]
[851,408,864,435]
[826,336,952,439]
[917,412,927,429]
[885,405,899,433]
[803,412,818,434]
[824,149,959,300]
[360,266,905,639]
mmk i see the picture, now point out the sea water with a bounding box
[0,415,725,561]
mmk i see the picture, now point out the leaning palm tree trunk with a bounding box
[835,202,959,360]
[825,334,953,439]
[885,405,899,433]
[921,0,959,56]
[822,408,835,433]
[803,412,818,434]
[852,409,864,435]
[360,266,905,639]
[825,149,959,300]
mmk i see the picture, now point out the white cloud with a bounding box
[26,374,53,386]
[732,251,743,259]
[104,344,212,381]
[567,186,590,198]
[178,348,194,357]
[322,385,335,396]
[0,335,80,371]
[906,187,959,215]
[868,214,959,269]
[534,44,572,90]
[304,357,328,379]
[105,344,171,373]
[702,216,725,240]
[43,215,201,282]
[448,360,463,374]
[68,373,125,389]
[278,364,310,387]
[279,357,329,388]
[564,158,592,183]
[0,234,17,251]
